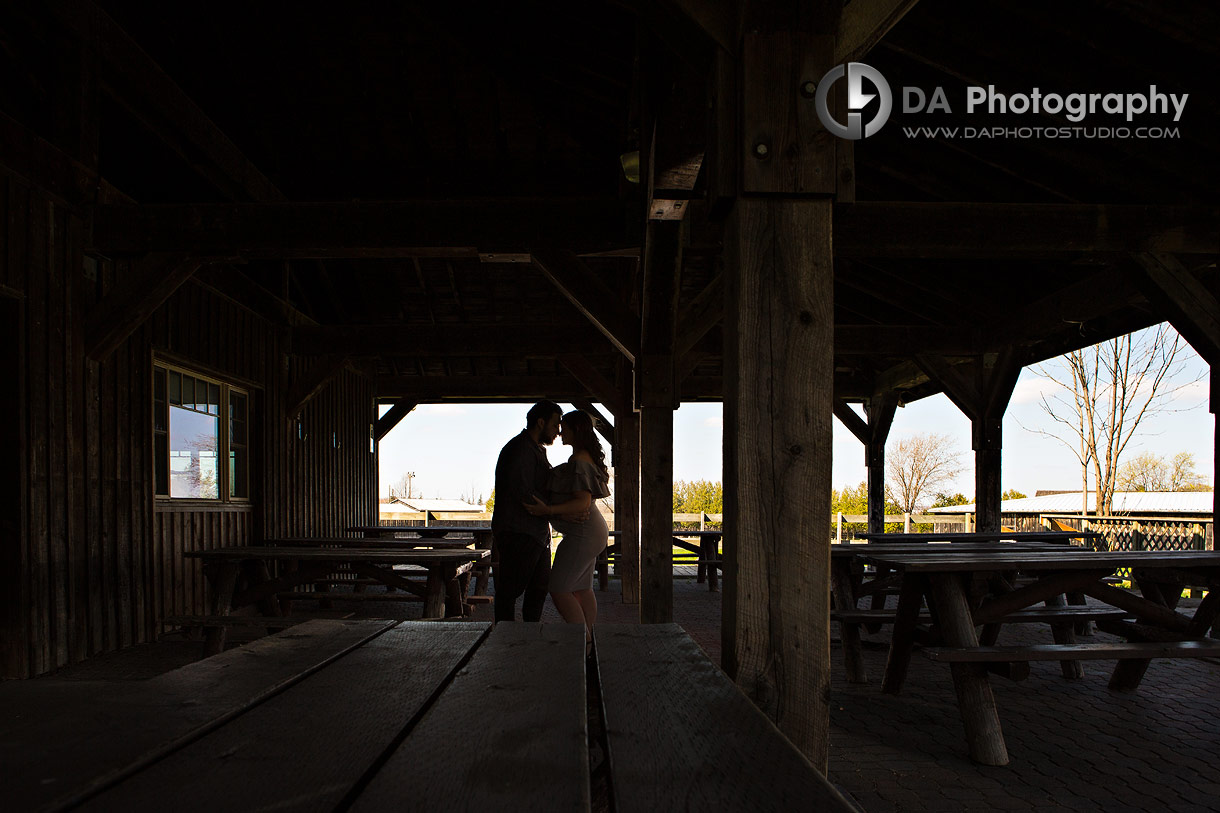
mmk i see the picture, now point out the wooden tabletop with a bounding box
[862,549,1220,572]
[852,530,1101,543]
[832,541,1066,558]
[608,529,723,537]
[185,546,490,563]
[267,536,477,550]
[4,620,853,812]
[346,524,491,537]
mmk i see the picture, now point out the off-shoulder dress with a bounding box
[547,458,610,592]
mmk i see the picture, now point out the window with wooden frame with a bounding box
[153,362,250,501]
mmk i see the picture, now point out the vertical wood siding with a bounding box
[1,168,378,678]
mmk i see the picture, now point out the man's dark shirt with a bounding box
[492,430,551,546]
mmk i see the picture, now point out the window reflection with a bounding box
[169,406,219,498]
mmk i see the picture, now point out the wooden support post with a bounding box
[614,405,641,604]
[724,197,833,767]
[917,352,1022,535]
[638,221,681,623]
[833,394,896,535]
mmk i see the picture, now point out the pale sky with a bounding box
[378,327,1213,506]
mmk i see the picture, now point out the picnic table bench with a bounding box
[1,620,854,812]
[602,530,724,591]
[184,546,489,654]
[346,525,495,597]
[860,548,1220,765]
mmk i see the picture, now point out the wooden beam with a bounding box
[85,253,204,361]
[375,376,592,401]
[629,0,734,69]
[88,199,632,257]
[374,401,417,442]
[531,251,640,362]
[286,355,349,419]
[835,0,921,63]
[985,268,1145,351]
[291,324,611,357]
[572,400,616,448]
[741,31,836,196]
[0,108,129,208]
[834,203,1220,258]
[914,355,981,420]
[191,264,316,328]
[648,58,707,222]
[675,274,724,360]
[559,355,628,418]
[42,0,282,202]
[832,400,869,444]
[1131,253,1220,363]
[836,325,980,356]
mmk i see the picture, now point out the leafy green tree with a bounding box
[931,492,970,508]
[672,480,723,528]
[1001,489,1027,500]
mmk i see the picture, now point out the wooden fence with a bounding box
[1031,514,1214,552]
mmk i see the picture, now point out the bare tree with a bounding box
[885,433,964,513]
[388,471,416,500]
[1118,450,1206,492]
[1025,324,1203,514]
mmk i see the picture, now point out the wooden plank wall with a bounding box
[0,167,378,678]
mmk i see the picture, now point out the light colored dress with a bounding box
[547,458,610,591]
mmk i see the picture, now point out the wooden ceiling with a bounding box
[4,0,1216,407]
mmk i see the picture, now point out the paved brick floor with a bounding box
[22,573,1219,812]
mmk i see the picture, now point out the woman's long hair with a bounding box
[562,410,608,481]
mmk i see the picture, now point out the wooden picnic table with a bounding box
[2,620,854,812]
[852,529,1103,545]
[347,525,496,595]
[270,535,478,550]
[831,540,1074,684]
[602,529,724,590]
[347,523,493,540]
[859,548,1220,765]
[185,546,490,654]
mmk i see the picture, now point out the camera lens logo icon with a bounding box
[815,63,892,140]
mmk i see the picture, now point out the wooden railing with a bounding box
[833,513,972,542]
[1034,514,1214,553]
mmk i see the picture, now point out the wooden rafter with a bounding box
[375,376,591,401]
[42,0,281,202]
[532,250,640,362]
[90,199,631,257]
[572,400,616,447]
[192,264,317,328]
[85,253,205,361]
[560,356,628,418]
[675,274,723,360]
[89,202,1215,259]
[291,324,612,357]
[1131,253,1220,363]
[286,355,350,419]
[836,0,922,63]
[834,203,1219,258]
[374,401,417,442]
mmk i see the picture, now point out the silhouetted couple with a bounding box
[491,401,609,648]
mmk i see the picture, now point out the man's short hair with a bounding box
[526,400,562,429]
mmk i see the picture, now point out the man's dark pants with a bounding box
[493,531,550,622]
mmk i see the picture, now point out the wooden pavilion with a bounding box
[1,0,1215,772]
